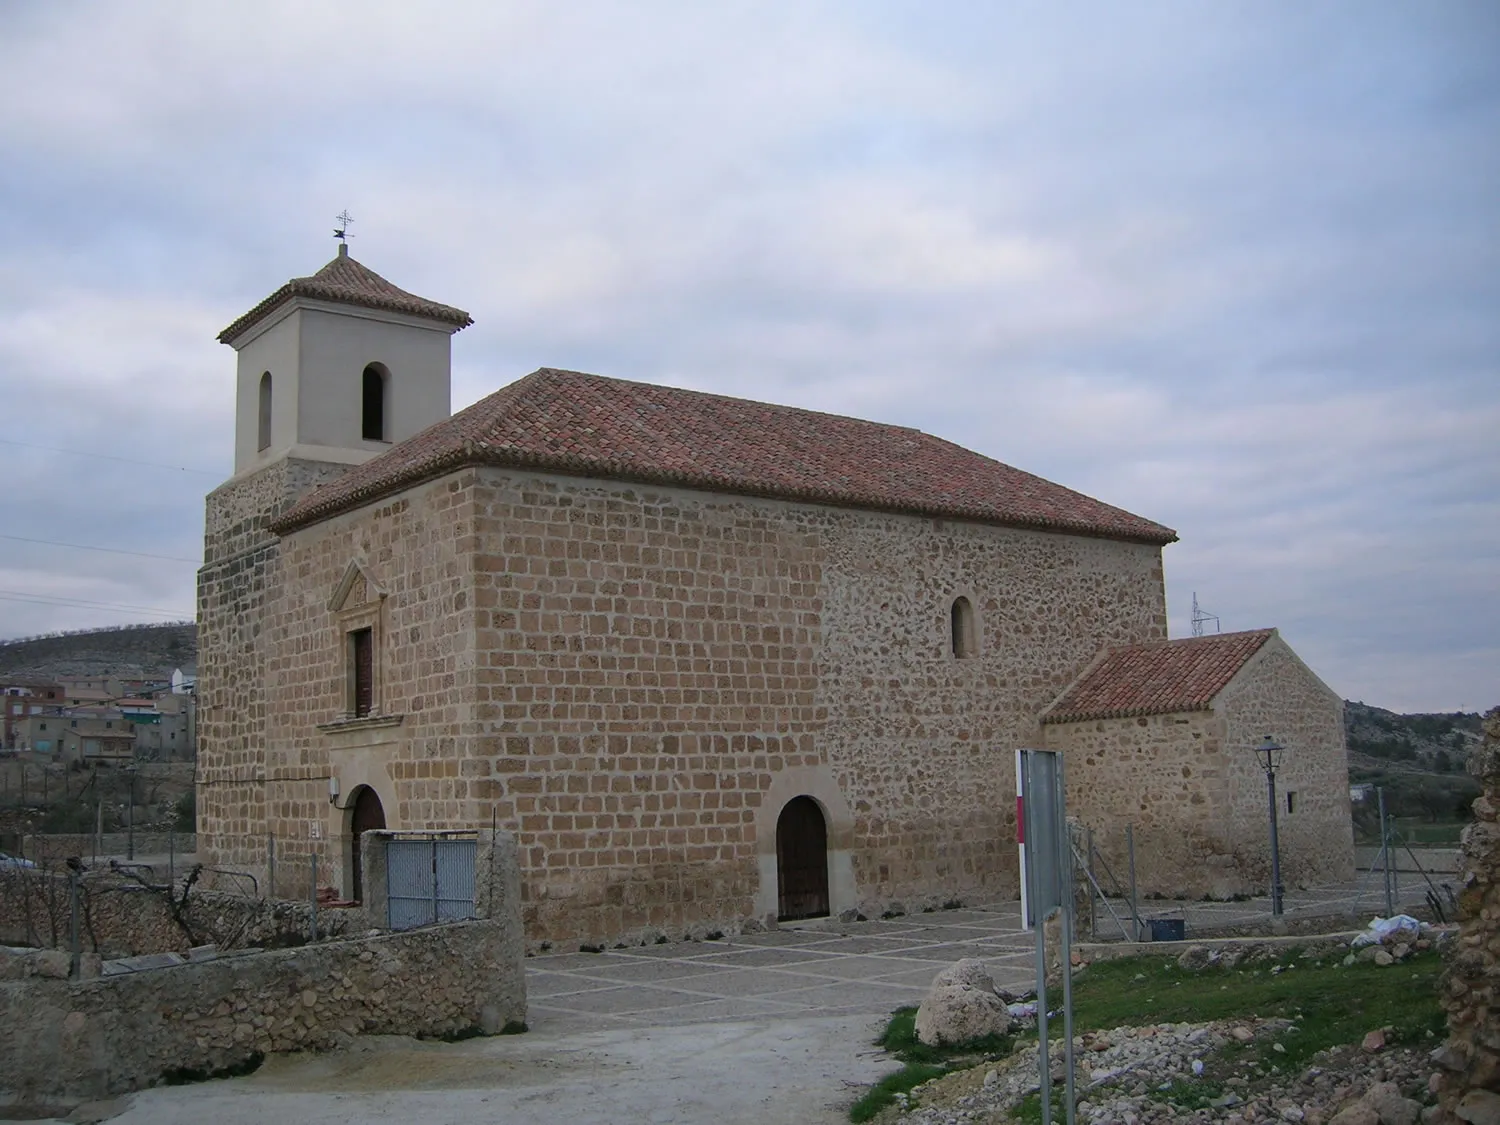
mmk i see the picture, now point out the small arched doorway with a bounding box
[776,796,830,920]
[349,786,386,903]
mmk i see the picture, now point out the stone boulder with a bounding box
[914,958,1011,1047]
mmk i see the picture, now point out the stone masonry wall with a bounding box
[197,457,350,879]
[0,917,526,1106]
[205,461,1168,947]
[461,470,1166,942]
[1215,636,1354,889]
[1433,706,1500,1123]
[1043,635,1353,899]
[1044,710,1235,896]
[0,866,355,956]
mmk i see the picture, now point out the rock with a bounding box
[914,958,1011,1047]
[1330,1102,1381,1125]
[1431,1044,1470,1072]
[1232,1025,1256,1042]
[1363,1029,1388,1053]
[1456,1090,1500,1125]
[1374,950,1395,967]
[1177,944,1213,970]
[1365,1081,1421,1125]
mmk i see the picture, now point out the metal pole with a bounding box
[1267,766,1283,916]
[169,829,175,887]
[94,800,102,864]
[310,852,318,942]
[1086,827,1096,941]
[126,768,136,861]
[268,835,276,900]
[1023,756,1051,1125]
[68,871,80,979]
[1378,788,1393,916]
[1057,763,1077,1125]
[1126,824,1139,942]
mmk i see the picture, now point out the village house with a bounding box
[196,248,1354,944]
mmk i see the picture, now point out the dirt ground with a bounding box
[42,1015,894,1125]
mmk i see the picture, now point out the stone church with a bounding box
[197,248,1354,944]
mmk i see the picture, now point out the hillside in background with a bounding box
[1345,700,1488,828]
[0,622,196,682]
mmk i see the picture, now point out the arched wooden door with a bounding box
[776,796,830,920]
[349,786,386,903]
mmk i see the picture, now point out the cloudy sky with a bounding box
[0,2,1495,713]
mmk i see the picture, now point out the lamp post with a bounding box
[1252,735,1285,916]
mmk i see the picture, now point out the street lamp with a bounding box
[1252,735,1285,916]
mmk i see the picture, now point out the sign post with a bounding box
[1017,748,1077,1125]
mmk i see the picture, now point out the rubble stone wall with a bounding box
[0,866,356,956]
[1043,635,1353,899]
[0,916,527,1106]
[1435,706,1500,1121]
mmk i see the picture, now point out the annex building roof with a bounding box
[1041,628,1276,724]
[218,248,473,344]
[273,368,1177,543]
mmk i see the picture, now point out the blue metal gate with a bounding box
[386,834,477,931]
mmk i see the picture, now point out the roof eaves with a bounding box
[1041,700,1215,725]
[270,443,1180,543]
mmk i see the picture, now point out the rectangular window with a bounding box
[350,627,374,717]
[1286,791,1297,815]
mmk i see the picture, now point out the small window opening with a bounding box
[1286,791,1297,815]
[257,371,273,451]
[950,596,976,658]
[350,628,374,717]
[362,364,388,441]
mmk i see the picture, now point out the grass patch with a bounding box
[1063,950,1444,1072]
[850,1006,1015,1122]
[848,1063,948,1123]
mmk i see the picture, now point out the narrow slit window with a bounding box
[362,364,387,441]
[1286,791,1297,815]
[350,627,374,717]
[257,372,273,451]
[951,596,976,658]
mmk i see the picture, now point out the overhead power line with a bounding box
[0,437,221,477]
[0,533,200,564]
[0,589,193,620]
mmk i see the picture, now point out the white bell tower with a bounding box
[218,237,472,476]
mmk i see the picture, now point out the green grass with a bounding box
[848,1006,1016,1123]
[1006,950,1446,1121]
[1064,950,1444,1070]
[858,951,1446,1123]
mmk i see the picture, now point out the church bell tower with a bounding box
[196,233,471,884]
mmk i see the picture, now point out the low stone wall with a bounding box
[19,833,197,862]
[1433,707,1500,1124]
[0,867,357,956]
[0,917,526,1106]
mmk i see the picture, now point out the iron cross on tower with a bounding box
[333,209,354,244]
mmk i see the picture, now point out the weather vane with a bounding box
[333,209,355,244]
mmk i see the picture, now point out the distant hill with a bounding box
[0,622,196,682]
[1345,701,1486,775]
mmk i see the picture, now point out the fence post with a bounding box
[168,829,175,887]
[68,870,80,979]
[1127,823,1140,942]
[268,834,277,900]
[309,852,318,942]
[1378,788,1394,916]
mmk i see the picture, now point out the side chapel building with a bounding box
[197,248,1355,943]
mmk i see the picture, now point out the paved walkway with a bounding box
[526,878,1438,1031]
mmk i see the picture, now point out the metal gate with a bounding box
[386,834,477,931]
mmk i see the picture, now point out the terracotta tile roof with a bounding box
[1042,629,1276,724]
[271,368,1178,543]
[218,249,472,343]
